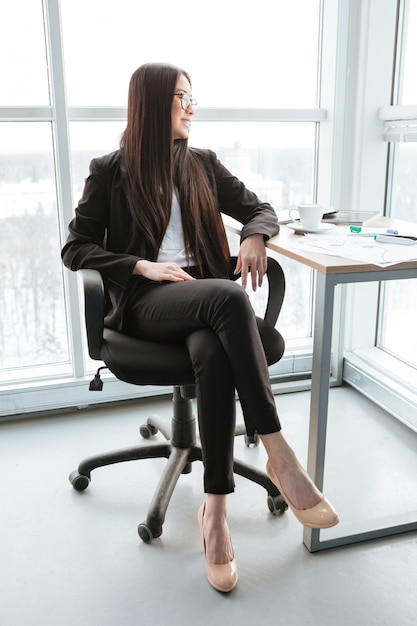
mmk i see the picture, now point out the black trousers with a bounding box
[123,277,281,494]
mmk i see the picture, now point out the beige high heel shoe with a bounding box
[197,504,238,592]
[266,461,339,529]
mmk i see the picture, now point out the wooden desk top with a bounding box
[266,216,417,275]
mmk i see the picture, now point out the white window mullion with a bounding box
[43,0,86,378]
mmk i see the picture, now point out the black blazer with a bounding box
[61,148,279,330]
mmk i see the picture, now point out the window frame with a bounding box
[1,0,342,417]
[341,0,417,432]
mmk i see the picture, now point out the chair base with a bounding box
[69,386,288,542]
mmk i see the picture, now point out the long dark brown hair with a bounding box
[120,62,230,275]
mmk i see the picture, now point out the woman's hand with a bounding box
[133,260,195,282]
[234,234,267,291]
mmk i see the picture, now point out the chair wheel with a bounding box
[267,493,288,515]
[69,470,90,491]
[138,522,162,543]
[244,434,259,447]
[139,423,158,439]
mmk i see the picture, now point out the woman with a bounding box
[62,62,338,593]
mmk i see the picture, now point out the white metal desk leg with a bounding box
[303,272,337,552]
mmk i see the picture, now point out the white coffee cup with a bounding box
[289,204,324,231]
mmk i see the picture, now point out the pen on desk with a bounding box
[349,226,399,235]
[374,234,416,245]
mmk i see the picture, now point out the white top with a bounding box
[157,192,196,266]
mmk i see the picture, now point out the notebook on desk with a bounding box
[277,208,380,225]
[321,210,380,224]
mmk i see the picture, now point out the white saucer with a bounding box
[287,222,336,234]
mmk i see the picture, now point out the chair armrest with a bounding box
[79,269,105,360]
[264,257,285,327]
[229,255,285,328]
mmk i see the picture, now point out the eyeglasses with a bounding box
[174,92,198,110]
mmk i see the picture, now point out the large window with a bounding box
[339,0,417,432]
[0,123,68,371]
[1,0,328,415]
[378,0,417,370]
[0,1,69,377]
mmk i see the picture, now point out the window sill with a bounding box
[343,347,417,433]
[0,342,314,419]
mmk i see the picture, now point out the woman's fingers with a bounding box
[134,260,195,282]
[235,236,267,290]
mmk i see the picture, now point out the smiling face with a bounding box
[171,73,195,140]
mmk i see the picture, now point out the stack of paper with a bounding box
[291,226,417,267]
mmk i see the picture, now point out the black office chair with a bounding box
[69,256,288,542]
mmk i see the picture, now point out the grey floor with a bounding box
[1,385,417,626]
